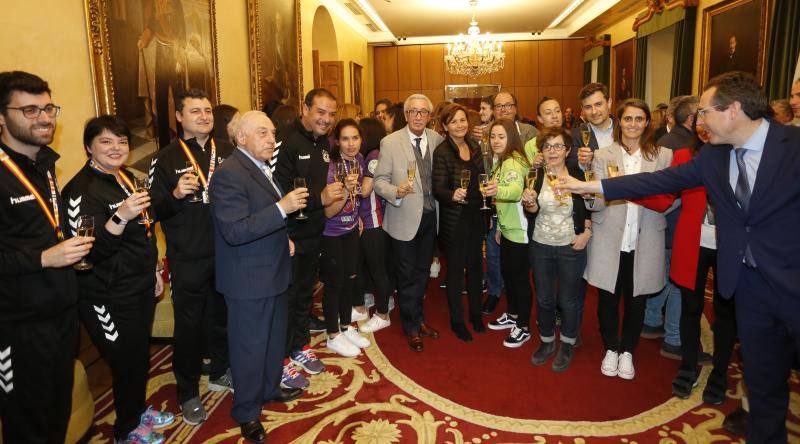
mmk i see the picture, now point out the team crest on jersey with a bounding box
[322,150,330,163]
[505,170,519,182]
[368,159,378,174]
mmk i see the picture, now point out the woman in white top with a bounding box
[585,99,673,380]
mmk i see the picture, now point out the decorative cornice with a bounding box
[583,34,611,52]
[633,0,699,32]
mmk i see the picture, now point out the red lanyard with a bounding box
[117,169,152,235]
[179,138,216,187]
[0,147,63,240]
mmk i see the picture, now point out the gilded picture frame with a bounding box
[350,62,363,111]
[699,0,772,90]
[247,0,303,111]
[84,0,220,155]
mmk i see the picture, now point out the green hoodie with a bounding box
[493,152,530,244]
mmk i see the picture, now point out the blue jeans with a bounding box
[485,217,503,297]
[530,241,586,342]
[644,248,681,346]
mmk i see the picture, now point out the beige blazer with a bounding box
[584,142,673,296]
[374,126,444,241]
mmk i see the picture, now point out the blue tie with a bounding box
[414,137,422,154]
[734,148,756,267]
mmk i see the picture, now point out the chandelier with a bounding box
[444,0,505,77]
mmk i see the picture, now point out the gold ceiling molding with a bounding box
[633,0,699,32]
[583,35,611,53]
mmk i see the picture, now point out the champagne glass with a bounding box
[478,173,490,210]
[134,176,155,223]
[185,161,203,202]
[583,169,597,204]
[73,215,94,271]
[545,165,566,206]
[480,142,491,174]
[294,177,308,220]
[606,160,620,178]
[334,161,347,183]
[406,160,416,193]
[458,169,470,204]
[579,123,592,148]
[526,167,538,191]
[351,159,363,196]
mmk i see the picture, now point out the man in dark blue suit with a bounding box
[558,72,800,443]
[210,111,309,443]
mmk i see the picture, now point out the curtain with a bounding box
[598,47,611,86]
[584,60,592,85]
[634,36,648,99]
[670,7,696,97]
[764,0,800,99]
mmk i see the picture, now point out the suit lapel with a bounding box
[709,144,742,216]
[233,149,280,201]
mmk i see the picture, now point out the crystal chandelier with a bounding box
[444,0,505,77]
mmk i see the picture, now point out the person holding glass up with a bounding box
[521,127,591,372]
[432,104,486,341]
[62,115,174,443]
[584,99,673,380]
[320,119,372,357]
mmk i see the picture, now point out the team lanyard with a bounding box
[0,147,63,240]
[178,138,216,187]
[89,160,152,236]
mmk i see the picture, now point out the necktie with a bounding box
[734,148,757,267]
[414,137,422,154]
[262,166,283,197]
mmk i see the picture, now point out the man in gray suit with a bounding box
[493,91,538,144]
[374,94,444,352]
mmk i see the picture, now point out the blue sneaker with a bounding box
[122,424,165,444]
[281,361,309,390]
[140,406,174,429]
[290,346,325,374]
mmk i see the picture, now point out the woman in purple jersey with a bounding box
[320,119,372,357]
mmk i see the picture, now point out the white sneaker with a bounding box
[343,326,371,348]
[601,350,619,377]
[364,293,375,308]
[360,313,391,333]
[351,308,369,322]
[327,333,360,357]
[617,352,635,380]
[388,295,395,312]
[430,261,441,278]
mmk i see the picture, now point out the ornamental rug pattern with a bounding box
[88,325,800,443]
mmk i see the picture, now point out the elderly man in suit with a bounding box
[210,111,308,443]
[558,71,800,444]
[374,93,444,352]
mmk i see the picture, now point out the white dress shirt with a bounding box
[407,127,429,157]
[619,146,643,252]
[237,147,286,218]
[591,119,615,149]
[728,119,768,197]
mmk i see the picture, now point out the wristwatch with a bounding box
[111,212,129,226]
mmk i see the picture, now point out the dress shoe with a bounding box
[451,322,473,342]
[240,420,266,443]
[722,406,747,437]
[269,387,303,403]
[419,323,440,339]
[408,334,424,352]
[470,315,486,333]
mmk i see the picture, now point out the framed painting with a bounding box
[350,62,363,110]
[699,0,772,89]
[613,38,634,104]
[247,0,303,111]
[85,0,220,159]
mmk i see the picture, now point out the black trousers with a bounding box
[597,251,649,354]
[226,292,287,424]
[444,209,484,325]
[392,211,437,335]
[500,235,532,329]
[321,230,359,334]
[79,292,155,440]
[356,227,393,315]
[170,257,229,404]
[286,236,320,355]
[678,247,736,379]
[0,308,78,444]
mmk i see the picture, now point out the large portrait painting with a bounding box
[700,0,772,89]
[85,0,220,165]
[613,38,634,104]
[247,0,303,111]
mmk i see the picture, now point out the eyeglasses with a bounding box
[5,104,61,119]
[405,108,431,117]
[494,103,515,111]
[541,143,568,152]
[697,104,725,118]
[620,115,647,124]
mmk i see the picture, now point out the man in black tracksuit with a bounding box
[0,71,92,443]
[273,89,344,385]
[149,89,233,424]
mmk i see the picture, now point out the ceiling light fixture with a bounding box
[444,0,505,77]
[547,0,585,29]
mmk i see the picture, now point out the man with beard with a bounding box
[0,71,93,443]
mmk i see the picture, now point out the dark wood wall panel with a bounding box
[397,46,422,90]
[374,47,398,92]
[539,40,563,86]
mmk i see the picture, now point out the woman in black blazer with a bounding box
[432,104,486,341]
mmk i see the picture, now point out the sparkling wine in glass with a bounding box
[478,173,490,210]
[606,160,620,178]
[546,166,567,205]
[134,176,155,224]
[583,169,597,203]
[294,177,308,220]
[74,215,94,271]
[526,168,538,191]
[334,161,347,183]
[406,160,416,193]
[580,123,592,147]
[458,169,470,204]
[185,161,203,202]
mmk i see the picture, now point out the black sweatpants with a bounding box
[597,251,649,354]
[356,227,393,315]
[79,292,155,440]
[170,257,229,404]
[500,235,532,329]
[286,236,321,355]
[321,230,360,334]
[0,308,78,444]
[444,209,484,325]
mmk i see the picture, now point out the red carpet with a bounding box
[87,274,800,443]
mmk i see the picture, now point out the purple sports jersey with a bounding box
[323,154,365,236]
[359,149,385,229]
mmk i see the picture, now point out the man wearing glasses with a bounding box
[374,94,444,352]
[492,92,537,144]
[0,71,94,442]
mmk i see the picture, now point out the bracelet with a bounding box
[111,212,129,226]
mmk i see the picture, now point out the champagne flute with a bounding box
[480,142,491,174]
[74,215,94,271]
[478,173,490,210]
[351,159,363,196]
[334,161,347,183]
[406,160,416,193]
[583,169,597,204]
[134,176,155,223]
[579,123,592,148]
[545,165,566,206]
[185,161,203,203]
[526,167,538,191]
[606,160,620,178]
[458,169,470,204]
[294,177,308,220]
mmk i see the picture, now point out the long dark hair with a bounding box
[489,118,528,167]
[358,117,386,156]
[331,118,361,162]
[212,104,238,143]
[613,98,659,161]
[386,103,406,133]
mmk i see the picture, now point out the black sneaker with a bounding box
[641,324,666,339]
[439,280,447,289]
[660,342,682,360]
[702,371,727,405]
[531,341,556,365]
[308,315,326,333]
[488,312,516,330]
[552,343,574,372]
[481,295,500,315]
[671,369,699,399]
[502,327,531,348]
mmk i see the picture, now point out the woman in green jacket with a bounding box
[484,118,533,348]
